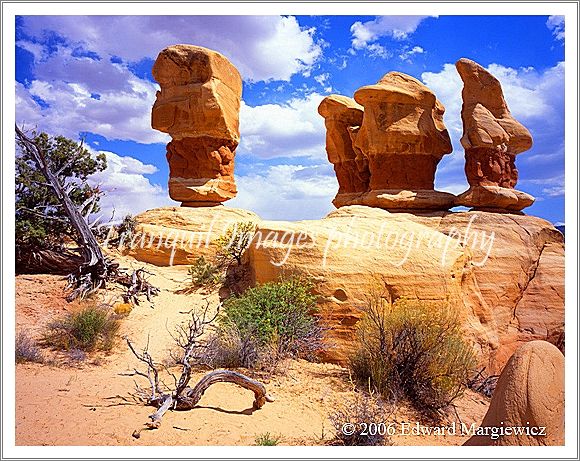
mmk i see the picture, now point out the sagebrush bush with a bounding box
[215,221,256,266]
[329,391,392,446]
[207,276,325,369]
[42,303,120,352]
[188,256,224,289]
[350,289,475,414]
[15,330,44,364]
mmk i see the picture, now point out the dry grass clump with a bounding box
[15,330,44,364]
[254,432,281,446]
[329,390,393,446]
[41,302,120,353]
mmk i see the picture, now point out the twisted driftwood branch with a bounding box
[136,370,275,435]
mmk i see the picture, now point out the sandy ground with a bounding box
[15,257,489,446]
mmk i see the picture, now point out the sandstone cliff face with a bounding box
[455,58,534,211]
[152,45,242,206]
[246,206,564,373]
[465,341,564,446]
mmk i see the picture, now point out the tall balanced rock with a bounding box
[455,58,534,211]
[152,45,242,206]
[320,72,455,210]
[318,95,369,194]
[465,341,564,446]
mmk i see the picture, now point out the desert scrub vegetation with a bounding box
[215,221,256,266]
[188,256,224,289]
[329,390,393,446]
[41,302,120,353]
[15,330,44,364]
[350,288,475,415]
[204,276,325,369]
[254,432,281,446]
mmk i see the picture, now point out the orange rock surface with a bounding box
[246,206,564,373]
[152,45,242,205]
[319,73,454,210]
[465,341,564,446]
[455,58,534,211]
[318,95,368,194]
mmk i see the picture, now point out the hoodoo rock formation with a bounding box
[136,47,564,378]
[152,45,242,206]
[465,341,564,446]
[455,58,535,211]
[317,95,368,194]
[319,72,455,210]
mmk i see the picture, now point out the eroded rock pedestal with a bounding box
[152,45,242,206]
[455,58,535,211]
[319,72,455,210]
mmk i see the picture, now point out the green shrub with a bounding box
[15,331,44,364]
[215,221,256,266]
[255,432,281,446]
[203,276,325,370]
[350,289,475,414]
[188,256,224,289]
[217,277,324,367]
[42,303,120,352]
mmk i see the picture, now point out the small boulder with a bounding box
[465,340,564,446]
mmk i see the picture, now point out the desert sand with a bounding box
[15,255,489,446]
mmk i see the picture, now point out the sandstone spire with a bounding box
[455,58,534,211]
[151,45,242,206]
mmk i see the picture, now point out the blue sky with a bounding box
[15,15,565,224]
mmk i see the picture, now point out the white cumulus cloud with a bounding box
[350,16,434,51]
[19,15,322,82]
[88,150,174,221]
[229,164,337,220]
[546,15,565,41]
[239,92,326,160]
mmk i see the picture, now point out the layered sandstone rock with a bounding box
[455,58,534,211]
[246,206,564,372]
[465,341,564,446]
[152,45,242,206]
[319,73,454,210]
[124,206,260,266]
[127,204,564,374]
[318,95,368,194]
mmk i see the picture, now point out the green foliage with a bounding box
[42,303,120,352]
[254,432,281,446]
[215,221,256,265]
[188,256,224,289]
[115,214,137,246]
[16,131,107,251]
[219,276,323,360]
[204,277,325,370]
[15,331,44,364]
[350,289,476,414]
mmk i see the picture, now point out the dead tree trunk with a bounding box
[145,370,275,429]
[15,126,114,300]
